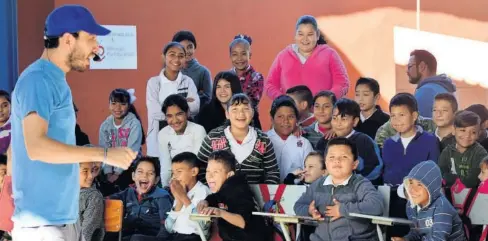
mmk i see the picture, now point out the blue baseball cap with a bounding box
[44,4,110,37]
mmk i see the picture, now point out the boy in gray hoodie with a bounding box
[392,161,465,241]
[294,137,384,241]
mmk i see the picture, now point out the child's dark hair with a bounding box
[356,77,380,96]
[133,156,161,177]
[172,30,197,49]
[0,154,6,166]
[163,42,186,56]
[466,104,488,125]
[295,15,327,45]
[270,95,299,119]
[162,94,189,114]
[212,71,243,105]
[389,92,418,113]
[326,137,359,162]
[313,91,337,106]
[109,88,146,145]
[434,93,458,113]
[171,152,199,169]
[454,110,481,128]
[286,85,313,109]
[208,150,236,173]
[305,151,325,170]
[226,93,252,110]
[0,90,11,103]
[229,34,252,53]
[334,98,360,119]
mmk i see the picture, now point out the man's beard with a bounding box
[67,46,88,72]
[408,72,422,84]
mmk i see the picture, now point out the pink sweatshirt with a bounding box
[264,44,349,99]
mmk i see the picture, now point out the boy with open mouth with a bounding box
[108,157,173,240]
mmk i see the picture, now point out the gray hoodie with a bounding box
[415,74,457,118]
[182,58,212,106]
[79,187,104,241]
[294,174,384,241]
[99,112,142,174]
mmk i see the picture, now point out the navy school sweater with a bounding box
[382,127,440,185]
[317,131,383,181]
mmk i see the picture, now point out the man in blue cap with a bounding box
[10,4,137,240]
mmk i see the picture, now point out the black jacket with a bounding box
[354,106,389,140]
[205,174,272,241]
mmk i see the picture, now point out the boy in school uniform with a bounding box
[165,152,211,241]
[294,137,384,241]
[439,110,488,189]
[382,93,440,186]
[354,77,389,139]
[391,161,466,241]
[267,95,313,182]
[197,150,271,241]
[382,93,440,239]
[316,98,383,182]
[286,85,316,128]
[432,93,457,150]
[303,91,337,149]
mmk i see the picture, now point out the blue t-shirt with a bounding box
[11,59,78,227]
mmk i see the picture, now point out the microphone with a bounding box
[93,54,102,62]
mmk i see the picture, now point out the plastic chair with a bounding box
[105,199,123,241]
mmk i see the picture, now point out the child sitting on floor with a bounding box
[294,137,384,241]
[197,150,271,241]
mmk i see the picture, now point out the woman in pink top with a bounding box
[265,15,350,100]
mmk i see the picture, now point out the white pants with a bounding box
[12,223,84,241]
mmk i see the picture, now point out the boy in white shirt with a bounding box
[159,94,207,187]
[166,152,211,241]
[267,95,313,182]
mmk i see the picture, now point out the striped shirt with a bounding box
[197,126,280,184]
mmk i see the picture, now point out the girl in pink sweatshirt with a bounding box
[265,15,350,100]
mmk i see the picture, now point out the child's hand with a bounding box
[293,125,304,137]
[187,97,195,103]
[293,169,306,181]
[201,207,222,216]
[197,200,209,213]
[169,179,186,202]
[391,237,405,241]
[308,200,323,220]
[323,130,336,140]
[325,199,342,221]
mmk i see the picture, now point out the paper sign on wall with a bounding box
[90,25,137,70]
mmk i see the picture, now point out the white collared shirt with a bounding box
[158,121,206,186]
[345,130,356,139]
[166,181,212,235]
[224,126,257,164]
[323,174,353,187]
[360,109,377,122]
[267,129,313,182]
